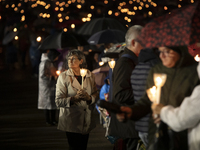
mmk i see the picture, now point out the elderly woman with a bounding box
[55,49,98,150]
[116,46,200,150]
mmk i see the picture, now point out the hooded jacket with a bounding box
[130,46,200,150]
[160,62,200,150]
[55,69,98,134]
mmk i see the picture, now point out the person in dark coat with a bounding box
[116,46,200,150]
[109,25,143,150]
[131,48,160,147]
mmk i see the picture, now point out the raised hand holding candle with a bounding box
[80,68,87,89]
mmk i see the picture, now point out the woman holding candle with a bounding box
[116,46,200,150]
[55,49,98,150]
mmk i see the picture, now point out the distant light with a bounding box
[71,24,75,28]
[59,18,63,22]
[18,3,21,7]
[13,28,17,32]
[191,0,194,3]
[115,12,120,16]
[118,6,121,10]
[65,16,69,20]
[140,2,144,6]
[90,5,94,9]
[11,4,15,8]
[164,6,168,10]
[72,0,76,3]
[65,4,69,7]
[37,36,42,42]
[58,13,62,17]
[55,7,59,11]
[87,13,92,17]
[20,9,24,13]
[63,28,67,32]
[178,4,181,8]
[124,16,128,20]
[128,19,131,22]
[104,0,108,4]
[0,16,1,20]
[129,1,133,4]
[43,13,47,18]
[138,6,142,10]
[145,4,149,8]
[86,17,91,21]
[6,4,9,8]
[47,14,50,18]
[108,10,112,15]
[82,18,87,22]
[89,49,92,52]
[21,15,25,21]
[39,13,43,17]
[24,24,28,28]
[148,11,152,15]
[148,0,151,2]
[56,1,59,5]
[15,36,18,40]
[14,7,18,11]
[77,4,82,9]
[68,1,71,4]
[134,6,137,10]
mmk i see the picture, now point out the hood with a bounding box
[174,46,197,68]
[41,53,48,61]
[138,48,159,63]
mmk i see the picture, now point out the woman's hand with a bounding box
[78,89,92,102]
[151,103,164,124]
[116,106,132,122]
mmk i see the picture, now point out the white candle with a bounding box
[108,59,115,71]
[80,68,87,89]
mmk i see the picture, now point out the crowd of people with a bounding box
[2,14,200,150]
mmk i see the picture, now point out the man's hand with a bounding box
[116,106,132,122]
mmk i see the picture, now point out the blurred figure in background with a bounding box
[29,31,41,77]
[38,49,60,126]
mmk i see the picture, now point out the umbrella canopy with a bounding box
[2,31,18,45]
[38,31,89,50]
[77,17,127,37]
[137,2,200,48]
[87,29,125,45]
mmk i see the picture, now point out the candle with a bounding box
[153,73,167,104]
[108,59,115,71]
[146,86,157,103]
[80,68,87,89]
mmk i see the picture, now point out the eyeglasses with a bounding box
[158,50,171,57]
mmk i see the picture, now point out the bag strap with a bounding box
[121,54,138,65]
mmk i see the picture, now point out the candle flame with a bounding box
[194,54,200,62]
[80,68,87,77]
[108,60,115,69]
[56,70,60,75]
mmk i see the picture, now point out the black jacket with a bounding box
[109,47,139,138]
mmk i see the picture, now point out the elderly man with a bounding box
[116,46,200,150]
[109,25,143,150]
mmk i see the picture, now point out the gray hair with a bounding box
[67,49,87,68]
[125,25,143,47]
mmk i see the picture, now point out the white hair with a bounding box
[125,25,143,47]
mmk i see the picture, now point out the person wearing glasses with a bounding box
[55,49,98,150]
[116,46,200,150]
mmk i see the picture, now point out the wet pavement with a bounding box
[0,67,113,150]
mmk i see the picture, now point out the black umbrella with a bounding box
[87,29,125,45]
[39,31,89,50]
[77,17,127,37]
